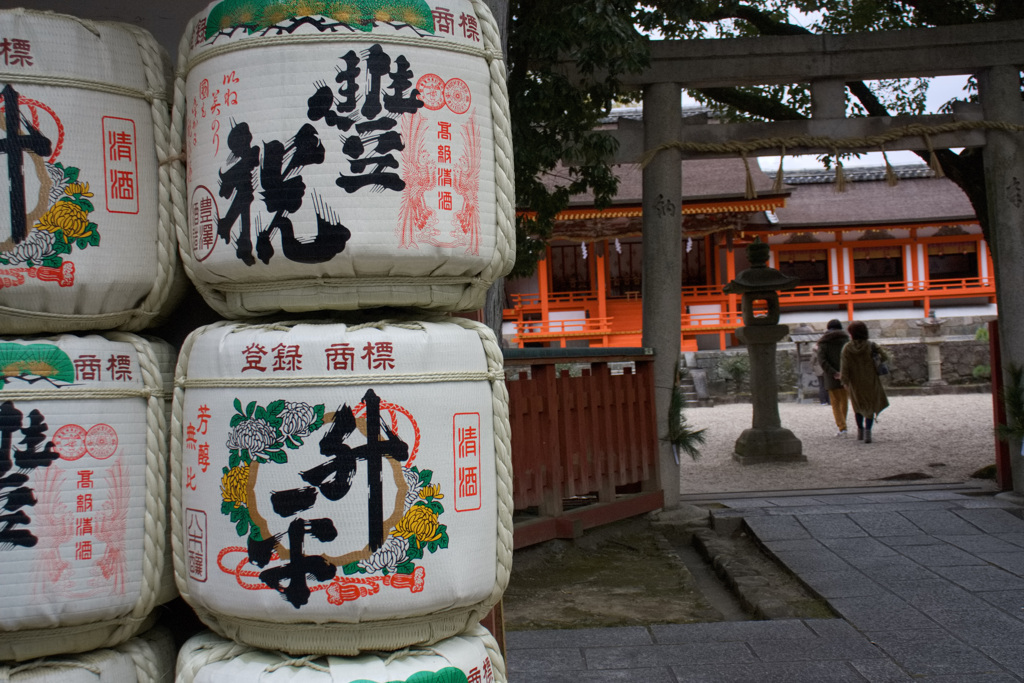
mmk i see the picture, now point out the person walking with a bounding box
[817,319,850,435]
[840,320,890,443]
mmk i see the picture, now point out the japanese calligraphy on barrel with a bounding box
[0,9,181,335]
[172,0,514,317]
[172,317,512,655]
[0,333,173,662]
[176,625,506,682]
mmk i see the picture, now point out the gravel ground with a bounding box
[679,393,1001,494]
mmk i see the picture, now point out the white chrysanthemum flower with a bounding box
[279,401,315,437]
[1,230,55,264]
[226,418,277,454]
[358,535,409,574]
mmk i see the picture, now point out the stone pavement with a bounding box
[504,486,1024,682]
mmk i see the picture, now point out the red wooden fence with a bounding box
[503,348,663,548]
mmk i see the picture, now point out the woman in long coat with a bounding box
[840,320,889,443]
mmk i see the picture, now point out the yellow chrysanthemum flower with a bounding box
[418,484,444,500]
[64,182,93,198]
[221,464,250,508]
[391,504,440,547]
[35,202,92,241]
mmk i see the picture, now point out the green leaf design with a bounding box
[437,526,449,549]
[428,501,444,515]
[307,404,325,432]
[51,236,71,255]
[235,519,246,535]
[418,468,433,486]
[228,449,241,468]
[407,538,424,561]
[395,561,416,575]
[75,237,90,250]
[267,399,285,416]
[64,165,80,183]
[266,449,287,464]
[285,435,302,449]
[221,500,233,514]
[229,413,244,427]
[343,561,365,575]
[245,401,256,418]
[41,255,62,268]
[75,197,95,213]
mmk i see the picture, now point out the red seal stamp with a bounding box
[53,424,87,461]
[415,73,446,111]
[444,78,471,114]
[85,423,118,459]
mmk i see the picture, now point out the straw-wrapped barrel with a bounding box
[0,333,173,661]
[172,316,512,655]
[176,624,506,682]
[0,9,180,335]
[171,0,514,317]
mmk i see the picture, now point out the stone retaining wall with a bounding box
[685,315,994,401]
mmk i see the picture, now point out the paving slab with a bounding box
[507,490,1024,682]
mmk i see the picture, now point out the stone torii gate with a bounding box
[583,21,1024,507]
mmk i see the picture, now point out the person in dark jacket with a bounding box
[816,319,850,436]
[840,320,890,443]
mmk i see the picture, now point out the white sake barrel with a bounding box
[176,625,506,683]
[0,333,172,661]
[0,9,181,335]
[171,0,514,317]
[0,627,176,682]
[172,317,512,655]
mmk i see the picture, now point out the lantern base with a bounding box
[733,427,805,465]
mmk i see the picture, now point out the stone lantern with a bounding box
[723,237,805,464]
[915,313,947,386]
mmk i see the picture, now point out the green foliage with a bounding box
[508,0,649,277]
[668,376,706,460]
[718,353,750,387]
[973,364,991,380]
[975,326,990,342]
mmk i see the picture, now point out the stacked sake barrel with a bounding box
[0,332,176,661]
[0,9,182,666]
[0,8,182,335]
[0,627,176,682]
[170,0,515,678]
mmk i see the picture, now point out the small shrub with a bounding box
[973,364,991,380]
[718,353,750,390]
[976,326,990,342]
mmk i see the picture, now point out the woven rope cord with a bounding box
[116,634,163,683]
[172,317,512,654]
[211,275,490,293]
[444,315,514,612]
[176,639,252,683]
[460,0,516,308]
[0,387,161,401]
[264,655,330,673]
[171,3,513,316]
[478,625,508,683]
[0,660,103,680]
[0,72,164,103]
[101,332,168,648]
[119,25,181,331]
[177,370,502,389]
[170,321,232,606]
[183,28,493,76]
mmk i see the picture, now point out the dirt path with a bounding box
[680,393,999,494]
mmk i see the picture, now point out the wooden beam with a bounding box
[591,20,1024,88]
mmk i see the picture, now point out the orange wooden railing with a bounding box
[504,348,663,548]
[507,276,995,348]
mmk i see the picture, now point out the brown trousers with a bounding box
[829,387,849,432]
